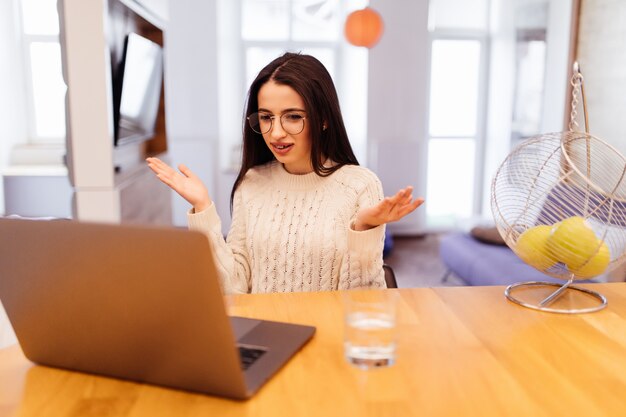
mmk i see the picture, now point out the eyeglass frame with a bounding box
[247,111,307,135]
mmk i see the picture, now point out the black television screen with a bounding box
[113,32,163,146]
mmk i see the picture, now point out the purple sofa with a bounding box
[439,232,591,286]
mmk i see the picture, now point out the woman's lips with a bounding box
[271,143,294,155]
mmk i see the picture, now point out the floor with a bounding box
[384,234,465,288]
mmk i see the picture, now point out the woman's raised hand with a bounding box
[146,157,212,212]
[354,186,424,231]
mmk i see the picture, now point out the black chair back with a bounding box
[383,264,397,288]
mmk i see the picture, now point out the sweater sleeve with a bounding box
[187,190,251,294]
[338,171,387,290]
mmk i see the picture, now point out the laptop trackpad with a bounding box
[230,316,262,340]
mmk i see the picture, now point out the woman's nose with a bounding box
[270,118,287,138]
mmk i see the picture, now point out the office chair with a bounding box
[383,264,398,288]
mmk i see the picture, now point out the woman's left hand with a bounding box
[353,186,424,231]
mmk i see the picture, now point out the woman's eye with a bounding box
[284,113,303,121]
[259,114,272,121]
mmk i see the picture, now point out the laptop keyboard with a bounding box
[238,345,267,370]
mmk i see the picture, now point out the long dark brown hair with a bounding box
[230,52,359,208]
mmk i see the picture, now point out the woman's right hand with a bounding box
[146,157,212,212]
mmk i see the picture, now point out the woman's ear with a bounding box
[322,122,328,131]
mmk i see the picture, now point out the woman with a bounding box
[147,52,423,294]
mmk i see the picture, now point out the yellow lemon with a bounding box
[547,216,598,270]
[571,241,611,278]
[515,225,558,271]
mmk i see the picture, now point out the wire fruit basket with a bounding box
[491,63,626,313]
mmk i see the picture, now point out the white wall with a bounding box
[368,0,430,235]
[541,0,574,133]
[0,0,28,215]
[165,0,220,227]
[577,0,626,154]
[135,0,169,22]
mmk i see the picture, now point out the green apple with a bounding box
[515,225,558,271]
[547,216,599,270]
[571,241,611,278]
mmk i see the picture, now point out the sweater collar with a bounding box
[271,160,332,190]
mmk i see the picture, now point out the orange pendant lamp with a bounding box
[344,7,384,48]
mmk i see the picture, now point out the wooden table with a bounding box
[1,284,626,416]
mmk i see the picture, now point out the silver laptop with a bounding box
[0,218,315,400]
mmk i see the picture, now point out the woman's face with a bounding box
[257,81,313,174]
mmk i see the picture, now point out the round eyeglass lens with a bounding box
[247,112,271,134]
[280,112,305,135]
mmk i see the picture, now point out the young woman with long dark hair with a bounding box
[147,53,423,294]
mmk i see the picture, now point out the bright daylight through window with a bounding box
[19,0,66,143]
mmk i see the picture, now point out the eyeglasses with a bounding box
[247,111,306,135]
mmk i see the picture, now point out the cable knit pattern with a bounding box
[187,161,386,294]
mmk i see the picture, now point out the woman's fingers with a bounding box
[148,159,197,184]
[147,158,212,211]
[178,164,189,177]
[384,186,414,209]
[147,157,167,170]
[148,157,176,173]
[387,186,413,204]
[147,158,171,177]
[391,188,406,203]
[156,173,175,188]
[147,157,184,191]
[402,197,424,215]
[178,163,197,180]
[400,187,414,203]
[385,187,423,221]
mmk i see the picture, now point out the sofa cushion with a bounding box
[469,226,506,246]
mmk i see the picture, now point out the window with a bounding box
[215,0,368,171]
[241,0,367,161]
[426,0,489,228]
[428,0,488,31]
[241,0,340,94]
[428,40,481,138]
[18,0,66,144]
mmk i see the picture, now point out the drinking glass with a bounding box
[343,290,398,369]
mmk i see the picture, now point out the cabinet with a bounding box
[3,166,73,219]
[59,0,171,225]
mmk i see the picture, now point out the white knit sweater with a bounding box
[188,161,386,294]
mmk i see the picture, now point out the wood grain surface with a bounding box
[1,284,625,416]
